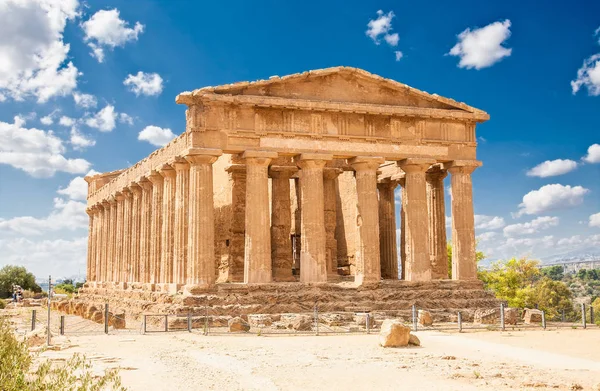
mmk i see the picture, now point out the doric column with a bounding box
[108,197,117,282]
[159,164,177,284]
[426,165,449,279]
[94,204,104,283]
[269,166,297,281]
[221,165,246,282]
[147,171,164,284]
[114,192,125,282]
[397,158,435,282]
[139,178,153,284]
[350,157,384,284]
[242,150,277,283]
[86,207,96,282]
[121,188,132,282]
[323,168,342,279]
[377,179,399,279]
[185,148,222,287]
[295,153,332,283]
[101,200,111,282]
[129,183,142,282]
[173,159,190,285]
[445,160,481,280]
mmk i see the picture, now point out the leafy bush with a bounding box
[0,317,126,390]
[0,299,6,310]
[0,265,41,298]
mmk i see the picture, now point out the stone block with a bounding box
[504,307,519,325]
[379,319,410,348]
[354,312,375,328]
[408,334,421,346]
[228,317,250,332]
[292,315,313,331]
[247,314,273,327]
[418,310,433,326]
[474,308,498,325]
[523,308,543,324]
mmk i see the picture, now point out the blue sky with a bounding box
[0,0,599,278]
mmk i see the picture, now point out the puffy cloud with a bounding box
[85,104,116,132]
[526,159,578,178]
[477,231,498,242]
[81,8,144,63]
[0,197,87,235]
[516,184,590,216]
[138,125,176,146]
[0,0,80,102]
[366,10,397,44]
[118,113,134,125]
[503,216,559,237]
[582,143,600,164]
[58,115,75,126]
[590,212,600,228]
[0,116,90,177]
[448,19,512,70]
[395,51,403,61]
[72,91,97,108]
[384,33,399,47]
[57,170,97,200]
[475,215,506,230]
[69,127,95,150]
[123,71,164,96]
[40,115,54,125]
[571,54,600,96]
[0,236,87,278]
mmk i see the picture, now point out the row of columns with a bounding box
[86,151,479,287]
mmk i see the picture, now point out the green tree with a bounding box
[478,257,541,308]
[0,265,41,298]
[540,265,564,281]
[446,242,485,279]
[528,277,573,319]
[577,269,588,280]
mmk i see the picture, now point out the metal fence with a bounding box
[27,302,598,344]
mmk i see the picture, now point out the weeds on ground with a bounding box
[0,317,126,391]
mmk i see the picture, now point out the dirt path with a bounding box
[37,329,600,391]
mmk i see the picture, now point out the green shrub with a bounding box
[0,299,6,309]
[0,317,126,390]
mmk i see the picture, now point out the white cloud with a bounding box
[477,231,498,242]
[395,51,403,61]
[366,10,400,48]
[582,143,600,163]
[118,112,134,125]
[57,171,97,201]
[69,127,95,150]
[123,71,164,96]
[138,125,176,146]
[526,159,578,178]
[40,115,54,125]
[81,8,144,63]
[85,104,117,132]
[474,215,506,230]
[516,184,590,216]
[0,116,90,177]
[0,0,80,102]
[59,115,75,126]
[590,212,600,228]
[571,54,600,96]
[0,236,87,278]
[72,91,97,108]
[0,197,87,235]
[448,19,512,70]
[503,216,559,237]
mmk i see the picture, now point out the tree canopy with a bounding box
[0,265,41,298]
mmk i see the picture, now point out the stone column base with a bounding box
[154,283,182,295]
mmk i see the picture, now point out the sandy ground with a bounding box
[6,308,600,390]
[36,329,600,391]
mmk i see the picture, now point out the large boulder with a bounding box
[418,310,433,326]
[504,307,519,325]
[108,311,126,329]
[523,308,543,324]
[228,317,250,332]
[379,319,411,348]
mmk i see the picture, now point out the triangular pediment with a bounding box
[179,67,486,117]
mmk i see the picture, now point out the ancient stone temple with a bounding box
[81,67,499,319]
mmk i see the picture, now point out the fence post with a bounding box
[412,304,418,332]
[561,309,565,323]
[541,311,546,330]
[314,304,319,336]
[187,312,192,332]
[143,315,146,334]
[204,305,208,336]
[47,275,52,346]
[60,316,65,335]
[366,313,370,334]
[591,305,595,325]
[500,303,505,332]
[458,312,462,333]
[582,303,587,329]
[104,303,109,334]
[164,315,168,332]
[31,310,36,331]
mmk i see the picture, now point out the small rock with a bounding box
[228,317,250,332]
[292,316,313,331]
[379,319,410,348]
[523,308,543,324]
[418,310,433,326]
[504,307,519,325]
[408,334,420,346]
